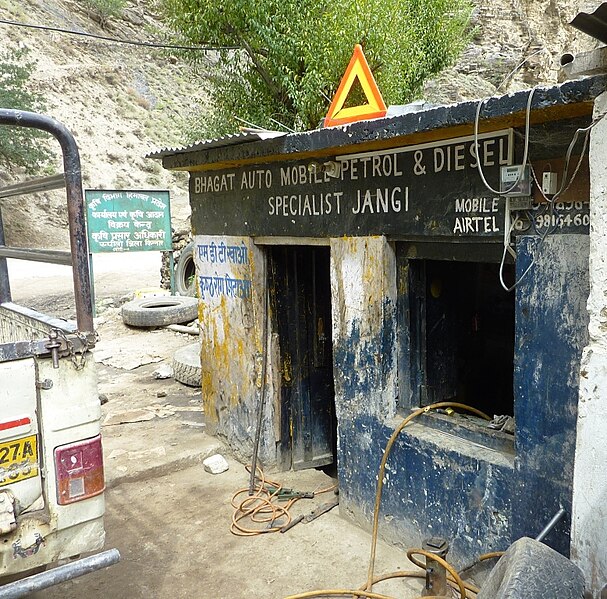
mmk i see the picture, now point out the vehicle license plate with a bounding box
[0,435,38,486]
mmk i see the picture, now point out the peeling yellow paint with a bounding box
[201,370,216,422]
[283,351,292,382]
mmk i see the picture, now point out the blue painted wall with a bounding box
[335,234,589,565]
[512,234,589,554]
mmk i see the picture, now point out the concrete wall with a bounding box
[331,233,589,567]
[330,237,516,564]
[194,235,276,465]
[513,235,589,554]
[571,91,607,598]
[330,236,398,423]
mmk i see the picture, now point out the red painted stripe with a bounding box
[0,417,31,431]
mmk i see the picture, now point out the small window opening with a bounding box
[409,259,515,420]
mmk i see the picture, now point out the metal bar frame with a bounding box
[0,549,120,598]
[0,207,10,303]
[0,247,72,266]
[0,173,65,199]
[0,109,93,333]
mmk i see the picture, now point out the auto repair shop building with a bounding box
[151,75,607,591]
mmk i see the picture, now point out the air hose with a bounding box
[231,466,337,536]
[285,401,493,599]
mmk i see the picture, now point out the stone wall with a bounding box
[423,0,598,104]
[571,90,607,599]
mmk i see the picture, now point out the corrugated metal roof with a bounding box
[147,130,287,159]
[571,2,607,44]
[151,76,607,170]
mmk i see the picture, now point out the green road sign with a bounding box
[85,189,172,253]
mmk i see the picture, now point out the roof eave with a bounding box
[158,75,607,172]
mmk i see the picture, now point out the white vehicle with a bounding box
[0,110,118,597]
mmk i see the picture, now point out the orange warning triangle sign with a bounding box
[323,44,387,128]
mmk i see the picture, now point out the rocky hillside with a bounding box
[424,0,597,102]
[0,0,206,249]
[0,0,600,250]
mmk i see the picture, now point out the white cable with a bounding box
[496,48,547,93]
[474,87,536,196]
[499,213,537,292]
[492,100,607,292]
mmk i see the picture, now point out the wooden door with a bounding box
[269,246,335,470]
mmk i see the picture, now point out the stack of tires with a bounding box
[121,241,202,387]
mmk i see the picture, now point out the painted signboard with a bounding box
[190,130,515,239]
[85,190,172,253]
[190,129,589,239]
[194,236,252,302]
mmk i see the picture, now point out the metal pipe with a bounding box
[0,247,72,266]
[0,109,93,333]
[0,207,11,303]
[249,285,269,495]
[0,548,120,598]
[0,173,65,199]
[536,506,567,543]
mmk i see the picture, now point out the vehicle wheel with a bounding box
[122,297,199,328]
[173,342,202,387]
[174,240,197,297]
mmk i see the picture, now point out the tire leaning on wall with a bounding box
[122,297,199,327]
[172,342,202,387]
[174,240,197,297]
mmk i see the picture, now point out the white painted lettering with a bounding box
[454,144,465,171]
[352,187,406,214]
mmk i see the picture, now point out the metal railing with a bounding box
[0,110,93,333]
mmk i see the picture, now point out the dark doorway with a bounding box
[268,245,336,470]
[409,259,515,417]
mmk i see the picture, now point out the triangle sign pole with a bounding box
[324,44,387,127]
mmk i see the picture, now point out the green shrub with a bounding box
[0,47,51,170]
[83,0,127,22]
[162,0,473,137]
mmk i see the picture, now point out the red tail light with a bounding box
[54,435,105,505]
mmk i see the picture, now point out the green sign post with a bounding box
[84,189,173,313]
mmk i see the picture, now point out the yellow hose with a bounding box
[406,549,469,598]
[282,402,492,599]
[284,590,396,599]
[364,402,491,591]
[361,571,479,597]
[478,551,505,562]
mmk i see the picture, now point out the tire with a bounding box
[477,537,584,599]
[175,240,197,297]
[172,342,202,387]
[122,297,199,328]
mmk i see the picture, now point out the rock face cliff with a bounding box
[424,0,598,102]
[0,0,600,250]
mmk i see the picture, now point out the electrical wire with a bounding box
[477,86,607,293]
[499,213,530,292]
[0,18,239,51]
[496,48,547,93]
[231,466,336,536]
[231,466,297,536]
[473,87,535,196]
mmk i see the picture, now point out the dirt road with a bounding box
[7,257,429,599]
[7,253,162,319]
[41,461,425,599]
